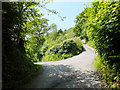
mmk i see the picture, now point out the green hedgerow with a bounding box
[42,37,84,62]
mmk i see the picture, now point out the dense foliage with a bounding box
[42,28,75,50]
[73,7,89,41]
[24,18,49,62]
[3,0,120,88]
[74,1,120,88]
[41,28,84,62]
[2,1,52,88]
[2,1,76,88]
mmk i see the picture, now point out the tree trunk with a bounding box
[17,3,23,45]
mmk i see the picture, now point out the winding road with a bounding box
[23,40,103,88]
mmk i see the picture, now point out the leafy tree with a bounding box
[2,2,35,88]
[74,1,120,59]
[12,2,40,45]
[24,18,49,61]
[58,29,63,34]
[73,7,90,41]
[74,1,120,87]
[87,2,120,58]
[2,0,56,87]
[49,23,57,31]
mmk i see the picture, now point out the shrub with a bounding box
[47,44,61,55]
[60,40,78,54]
[42,37,84,62]
[47,38,82,55]
[73,37,84,52]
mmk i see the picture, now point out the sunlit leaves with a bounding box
[74,1,120,59]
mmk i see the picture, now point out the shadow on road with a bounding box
[23,42,103,88]
[22,64,103,88]
[44,64,102,88]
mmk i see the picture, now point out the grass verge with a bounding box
[93,55,120,89]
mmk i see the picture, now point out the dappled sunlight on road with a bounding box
[42,64,102,88]
[23,43,104,88]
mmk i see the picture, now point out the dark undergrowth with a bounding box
[2,47,43,88]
